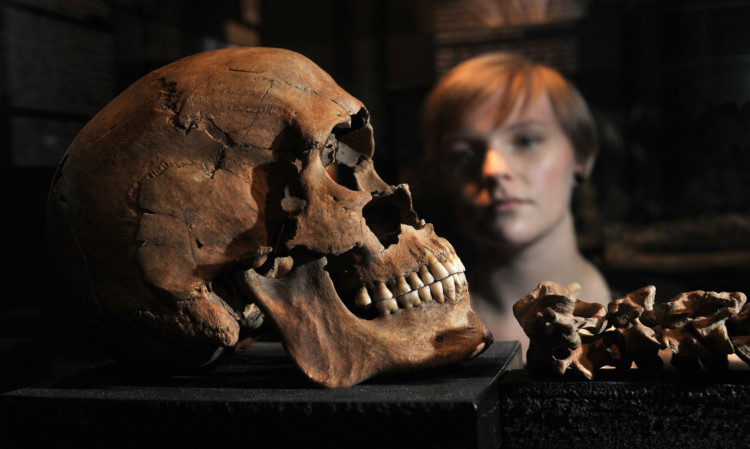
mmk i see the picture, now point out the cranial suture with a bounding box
[47,47,492,388]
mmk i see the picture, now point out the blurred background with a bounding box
[2,0,750,392]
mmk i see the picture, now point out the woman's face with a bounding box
[440,91,582,251]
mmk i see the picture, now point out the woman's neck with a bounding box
[473,210,584,311]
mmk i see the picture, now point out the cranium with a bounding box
[46,47,491,388]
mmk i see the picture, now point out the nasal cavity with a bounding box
[362,199,403,248]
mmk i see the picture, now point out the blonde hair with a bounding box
[422,52,598,165]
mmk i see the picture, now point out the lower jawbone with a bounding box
[239,245,492,388]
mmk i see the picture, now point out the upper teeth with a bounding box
[355,251,469,316]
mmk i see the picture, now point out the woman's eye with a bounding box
[448,142,477,162]
[514,134,541,149]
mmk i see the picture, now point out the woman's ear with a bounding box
[575,153,596,182]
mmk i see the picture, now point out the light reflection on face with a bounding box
[440,91,581,252]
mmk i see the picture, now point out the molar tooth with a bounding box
[419,265,434,284]
[442,275,457,302]
[418,285,432,302]
[427,253,449,280]
[354,286,372,308]
[394,275,411,296]
[374,282,393,301]
[407,272,424,289]
[397,290,421,308]
[430,280,445,303]
[375,298,398,315]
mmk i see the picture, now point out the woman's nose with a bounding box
[482,149,511,179]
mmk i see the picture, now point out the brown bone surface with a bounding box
[515,282,749,378]
[513,281,608,379]
[47,47,491,387]
[660,290,746,371]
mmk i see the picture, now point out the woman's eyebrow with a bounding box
[441,130,485,142]
[501,120,547,131]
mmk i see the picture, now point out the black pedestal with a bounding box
[496,369,750,449]
[0,341,522,449]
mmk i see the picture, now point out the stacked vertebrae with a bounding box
[513,282,750,378]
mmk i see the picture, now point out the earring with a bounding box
[574,172,585,185]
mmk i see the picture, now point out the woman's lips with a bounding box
[492,198,527,213]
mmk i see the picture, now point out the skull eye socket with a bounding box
[320,107,374,190]
[321,134,338,168]
[321,134,366,191]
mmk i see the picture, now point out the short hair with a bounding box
[422,52,598,164]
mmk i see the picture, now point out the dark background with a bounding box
[2,0,750,391]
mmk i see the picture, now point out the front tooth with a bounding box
[430,280,445,303]
[456,257,466,272]
[442,257,457,275]
[394,276,411,296]
[418,285,432,302]
[407,272,424,289]
[458,272,467,287]
[419,265,435,284]
[397,290,421,308]
[375,298,398,315]
[451,273,463,295]
[442,275,457,302]
[374,282,393,301]
[354,286,372,308]
[428,253,450,280]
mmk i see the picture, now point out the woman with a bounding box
[422,52,611,350]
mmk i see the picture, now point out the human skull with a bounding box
[46,47,491,387]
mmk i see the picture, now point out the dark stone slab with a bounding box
[496,369,750,449]
[0,341,521,449]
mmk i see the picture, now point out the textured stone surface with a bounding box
[0,341,521,449]
[497,369,750,449]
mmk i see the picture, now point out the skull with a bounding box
[46,47,491,387]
